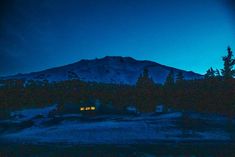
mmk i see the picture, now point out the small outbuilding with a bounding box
[126,105,138,113]
[79,99,100,113]
[155,104,164,113]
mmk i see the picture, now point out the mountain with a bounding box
[1,56,203,84]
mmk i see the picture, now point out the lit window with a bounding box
[91,106,96,110]
[85,107,91,110]
[80,107,85,111]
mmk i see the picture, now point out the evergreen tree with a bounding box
[165,70,174,86]
[163,70,175,109]
[176,71,184,83]
[215,69,221,78]
[221,46,235,79]
[205,67,215,79]
[143,68,148,78]
[215,69,220,76]
[136,68,156,112]
[136,68,154,88]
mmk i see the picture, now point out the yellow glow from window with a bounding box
[85,107,91,110]
[80,106,96,111]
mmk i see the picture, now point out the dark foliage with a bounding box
[221,46,235,80]
[1,47,235,117]
[165,70,174,86]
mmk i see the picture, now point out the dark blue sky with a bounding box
[0,0,235,76]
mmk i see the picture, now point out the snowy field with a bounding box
[0,106,235,156]
[0,106,234,145]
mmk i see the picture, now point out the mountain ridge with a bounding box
[1,56,203,84]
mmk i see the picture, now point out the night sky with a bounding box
[0,0,235,76]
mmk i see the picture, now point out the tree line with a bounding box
[0,46,235,117]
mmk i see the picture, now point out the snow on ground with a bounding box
[155,112,182,119]
[2,119,177,144]
[10,105,57,122]
[1,111,232,144]
[189,112,228,122]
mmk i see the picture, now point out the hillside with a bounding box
[1,56,203,84]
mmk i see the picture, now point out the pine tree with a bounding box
[221,46,235,79]
[136,68,154,88]
[165,70,174,86]
[205,67,215,79]
[136,68,155,112]
[176,71,184,83]
[215,69,220,76]
[215,69,221,78]
[143,68,148,79]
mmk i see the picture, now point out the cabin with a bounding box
[79,105,97,115]
[79,99,100,113]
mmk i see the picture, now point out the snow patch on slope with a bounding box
[1,56,203,84]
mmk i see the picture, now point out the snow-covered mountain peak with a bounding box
[1,56,203,84]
